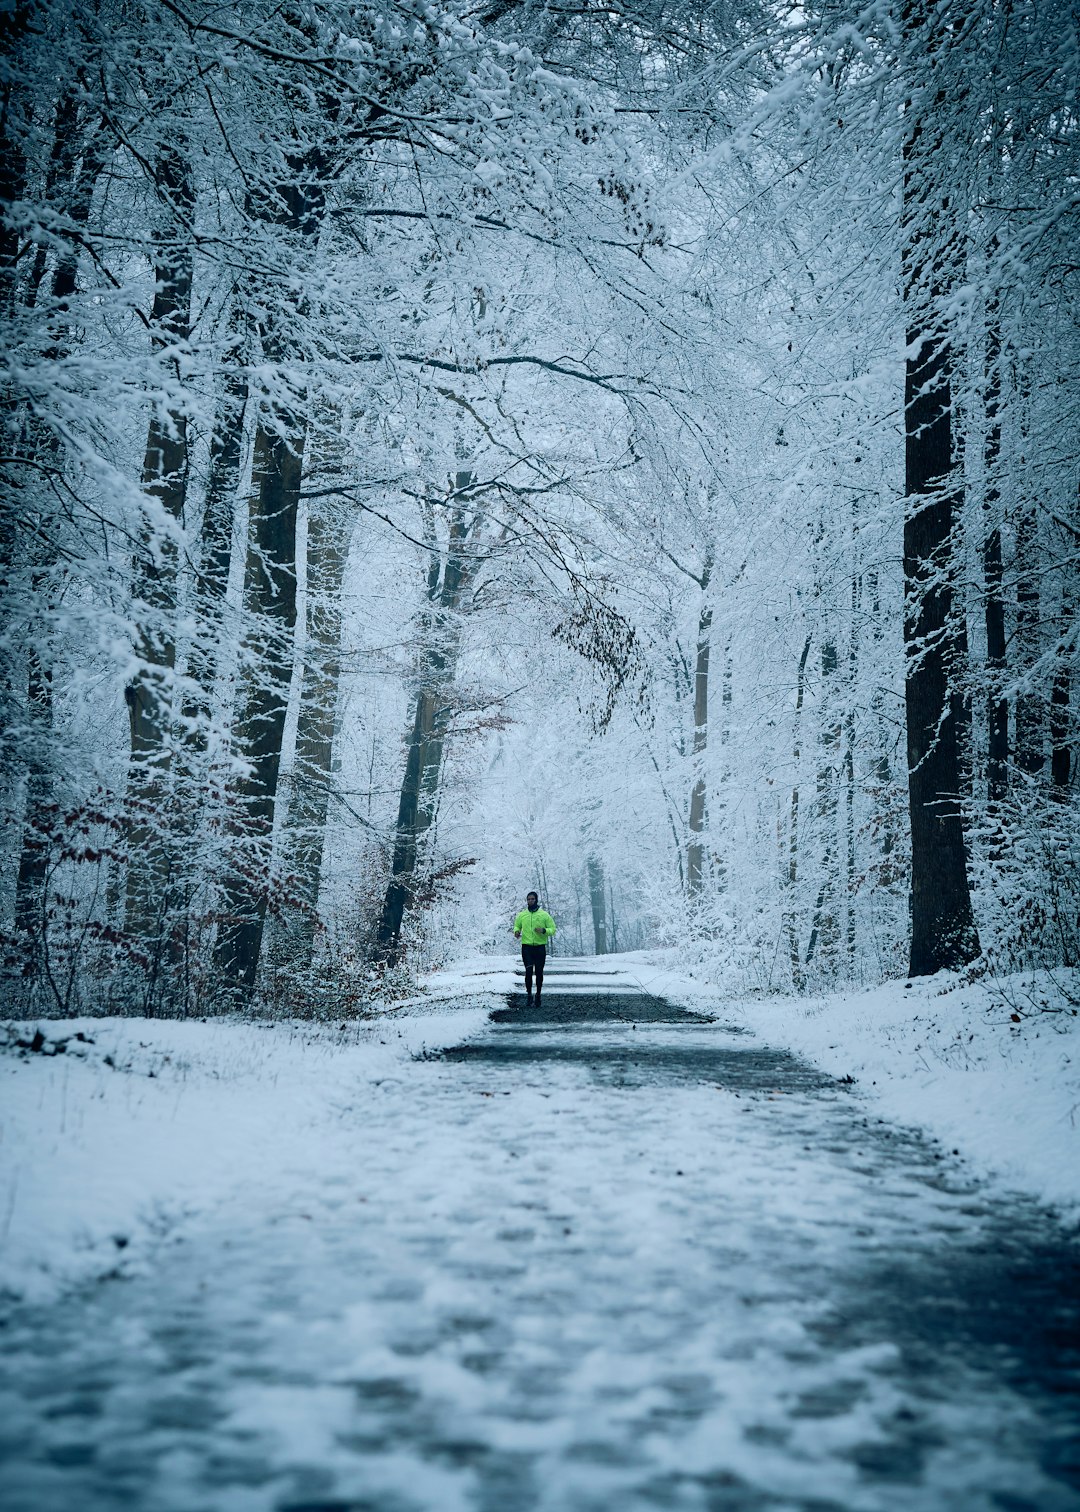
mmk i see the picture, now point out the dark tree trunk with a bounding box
[182,348,249,749]
[0,51,26,618]
[587,857,608,954]
[0,5,28,318]
[13,646,52,964]
[23,94,84,311]
[980,644,1005,799]
[686,592,712,896]
[0,14,31,902]
[377,722,422,959]
[376,486,474,962]
[1051,664,1071,793]
[950,601,973,824]
[124,144,195,943]
[845,564,859,964]
[1051,596,1072,796]
[1014,507,1043,778]
[214,418,307,987]
[806,641,840,974]
[213,150,326,992]
[784,635,812,990]
[376,684,440,961]
[903,406,978,972]
[982,297,1009,804]
[902,69,980,975]
[714,641,732,893]
[686,549,713,896]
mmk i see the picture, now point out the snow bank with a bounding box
[0,999,494,1305]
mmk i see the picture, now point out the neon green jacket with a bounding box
[514,907,556,946]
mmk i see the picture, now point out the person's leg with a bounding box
[534,945,546,998]
[522,945,534,1000]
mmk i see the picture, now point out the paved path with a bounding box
[1,976,1078,1510]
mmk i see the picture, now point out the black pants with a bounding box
[521,943,546,996]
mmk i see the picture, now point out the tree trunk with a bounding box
[182,346,249,750]
[214,417,307,987]
[950,595,973,822]
[845,564,859,965]
[0,37,28,659]
[1051,663,1071,794]
[213,151,326,992]
[807,640,840,975]
[1051,593,1072,796]
[587,856,608,954]
[982,294,1009,804]
[376,486,473,962]
[270,501,351,970]
[901,52,980,976]
[864,568,899,872]
[13,645,51,965]
[12,117,103,971]
[1014,507,1043,778]
[709,642,733,894]
[376,688,434,962]
[571,869,585,954]
[784,635,812,990]
[123,143,195,945]
[686,550,713,896]
[23,94,85,311]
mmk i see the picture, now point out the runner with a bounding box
[512,891,556,1006]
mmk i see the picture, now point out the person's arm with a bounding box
[544,911,556,937]
[513,911,522,939]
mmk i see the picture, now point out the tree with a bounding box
[375,475,485,962]
[124,136,196,946]
[270,481,354,971]
[900,2,980,974]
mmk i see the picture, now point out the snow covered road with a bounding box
[1,987,1078,1511]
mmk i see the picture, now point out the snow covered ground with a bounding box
[0,1002,492,1304]
[731,970,1080,1217]
[431,954,1080,1216]
[1,974,1077,1510]
[2,957,1076,1314]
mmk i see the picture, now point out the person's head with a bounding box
[526,891,539,910]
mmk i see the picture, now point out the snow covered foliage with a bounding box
[1,0,1077,1012]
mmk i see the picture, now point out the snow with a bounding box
[712,967,1077,1218]
[0,1002,492,1305]
[427,953,1080,1217]
[1,959,1076,1317]
[1,977,1076,1509]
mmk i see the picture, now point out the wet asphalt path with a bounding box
[0,980,1078,1511]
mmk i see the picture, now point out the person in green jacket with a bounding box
[513,891,556,1005]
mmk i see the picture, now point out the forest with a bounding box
[2,0,1078,1017]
